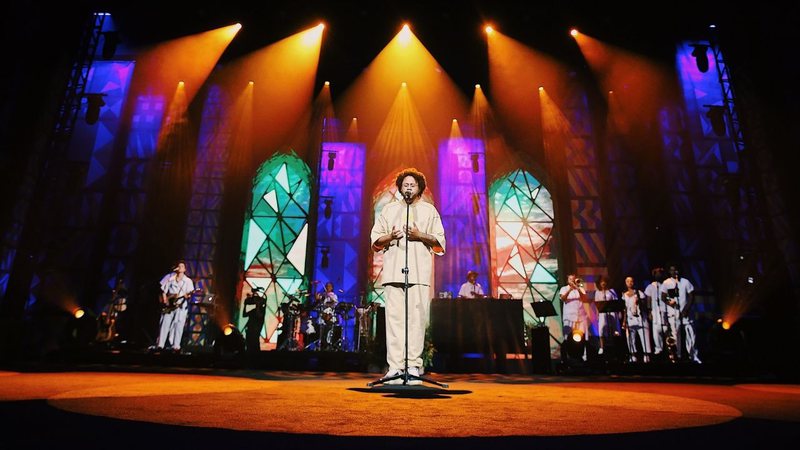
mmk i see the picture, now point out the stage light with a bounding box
[84,93,106,125]
[475,84,481,89]
[563,327,586,361]
[538,86,544,92]
[178,80,185,87]
[399,24,412,45]
[327,151,336,170]
[401,81,407,88]
[248,81,254,85]
[100,31,120,59]
[73,308,85,319]
[485,25,494,35]
[234,23,242,31]
[215,323,246,359]
[609,90,614,95]
[705,105,726,136]
[324,81,330,86]
[570,28,578,37]
[691,44,710,73]
[223,323,236,336]
[319,246,330,268]
[452,118,458,123]
[321,197,333,219]
[721,320,731,330]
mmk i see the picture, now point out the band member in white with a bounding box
[660,265,702,363]
[457,270,485,298]
[594,274,620,356]
[644,267,665,356]
[371,168,446,384]
[623,276,651,362]
[156,261,194,352]
[559,274,589,360]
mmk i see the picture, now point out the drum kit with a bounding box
[277,286,377,352]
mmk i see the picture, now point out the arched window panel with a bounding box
[237,152,311,350]
[489,169,561,354]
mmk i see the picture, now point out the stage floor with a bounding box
[1,367,799,449]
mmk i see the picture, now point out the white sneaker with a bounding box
[598,347,604,355]
[383,369,404,385]
[692,356,703,364]
[407,367,422,385]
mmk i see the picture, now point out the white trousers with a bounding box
[157,305,188,350]
[384,284,430,370]
[665,308,699,360]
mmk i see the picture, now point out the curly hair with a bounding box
[395,167,427,197]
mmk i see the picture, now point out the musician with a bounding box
[96,276,128,343]
[622,276,651,362]
[644,267,666,357]
[371,168,446,384]
[316,281,339,306]
[155,261,194,353]
[559,273,589,361]
[660,265,702,363]
[243,288,267,354]
[457,270,485,298]
[315,281,339,350]
[593,274,621,357]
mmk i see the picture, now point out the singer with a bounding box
[153,260,194,353]
[370,168,446,384]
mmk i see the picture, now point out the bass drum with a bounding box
[319,306,337,324]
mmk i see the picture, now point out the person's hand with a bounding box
[389,226,403,240]
[405,223,425,242]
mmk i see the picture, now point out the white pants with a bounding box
[665,308,699,360]
[158,305,188,350]
[626,319,652,355]
[651,304,664,353]
[384,284,430,370]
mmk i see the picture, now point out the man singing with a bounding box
[370,168,446,385]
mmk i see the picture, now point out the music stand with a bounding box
[531,301,557,320]
[595,300,625,313]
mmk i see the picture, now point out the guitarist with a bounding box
[155,261,194,353]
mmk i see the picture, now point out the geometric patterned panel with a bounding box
[183,85,232,296]
[100,93,164,317]
[313,141,366,299]
[489,169,560,352]
[312,141,366,352]
[237,152,311,350]
[437,137,490,296]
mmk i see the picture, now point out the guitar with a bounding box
[161,292,191,313]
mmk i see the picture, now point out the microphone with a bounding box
[403,190,413,199]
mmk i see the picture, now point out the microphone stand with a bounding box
[368,192,448,388]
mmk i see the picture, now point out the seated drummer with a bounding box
[316,281,339,306]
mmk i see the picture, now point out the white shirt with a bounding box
[458,281,484,298]
[370,199,446,286]
[559,285,586,320]
[622,290,646,326]
[159,273,194,306]
[659,277,694,310]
